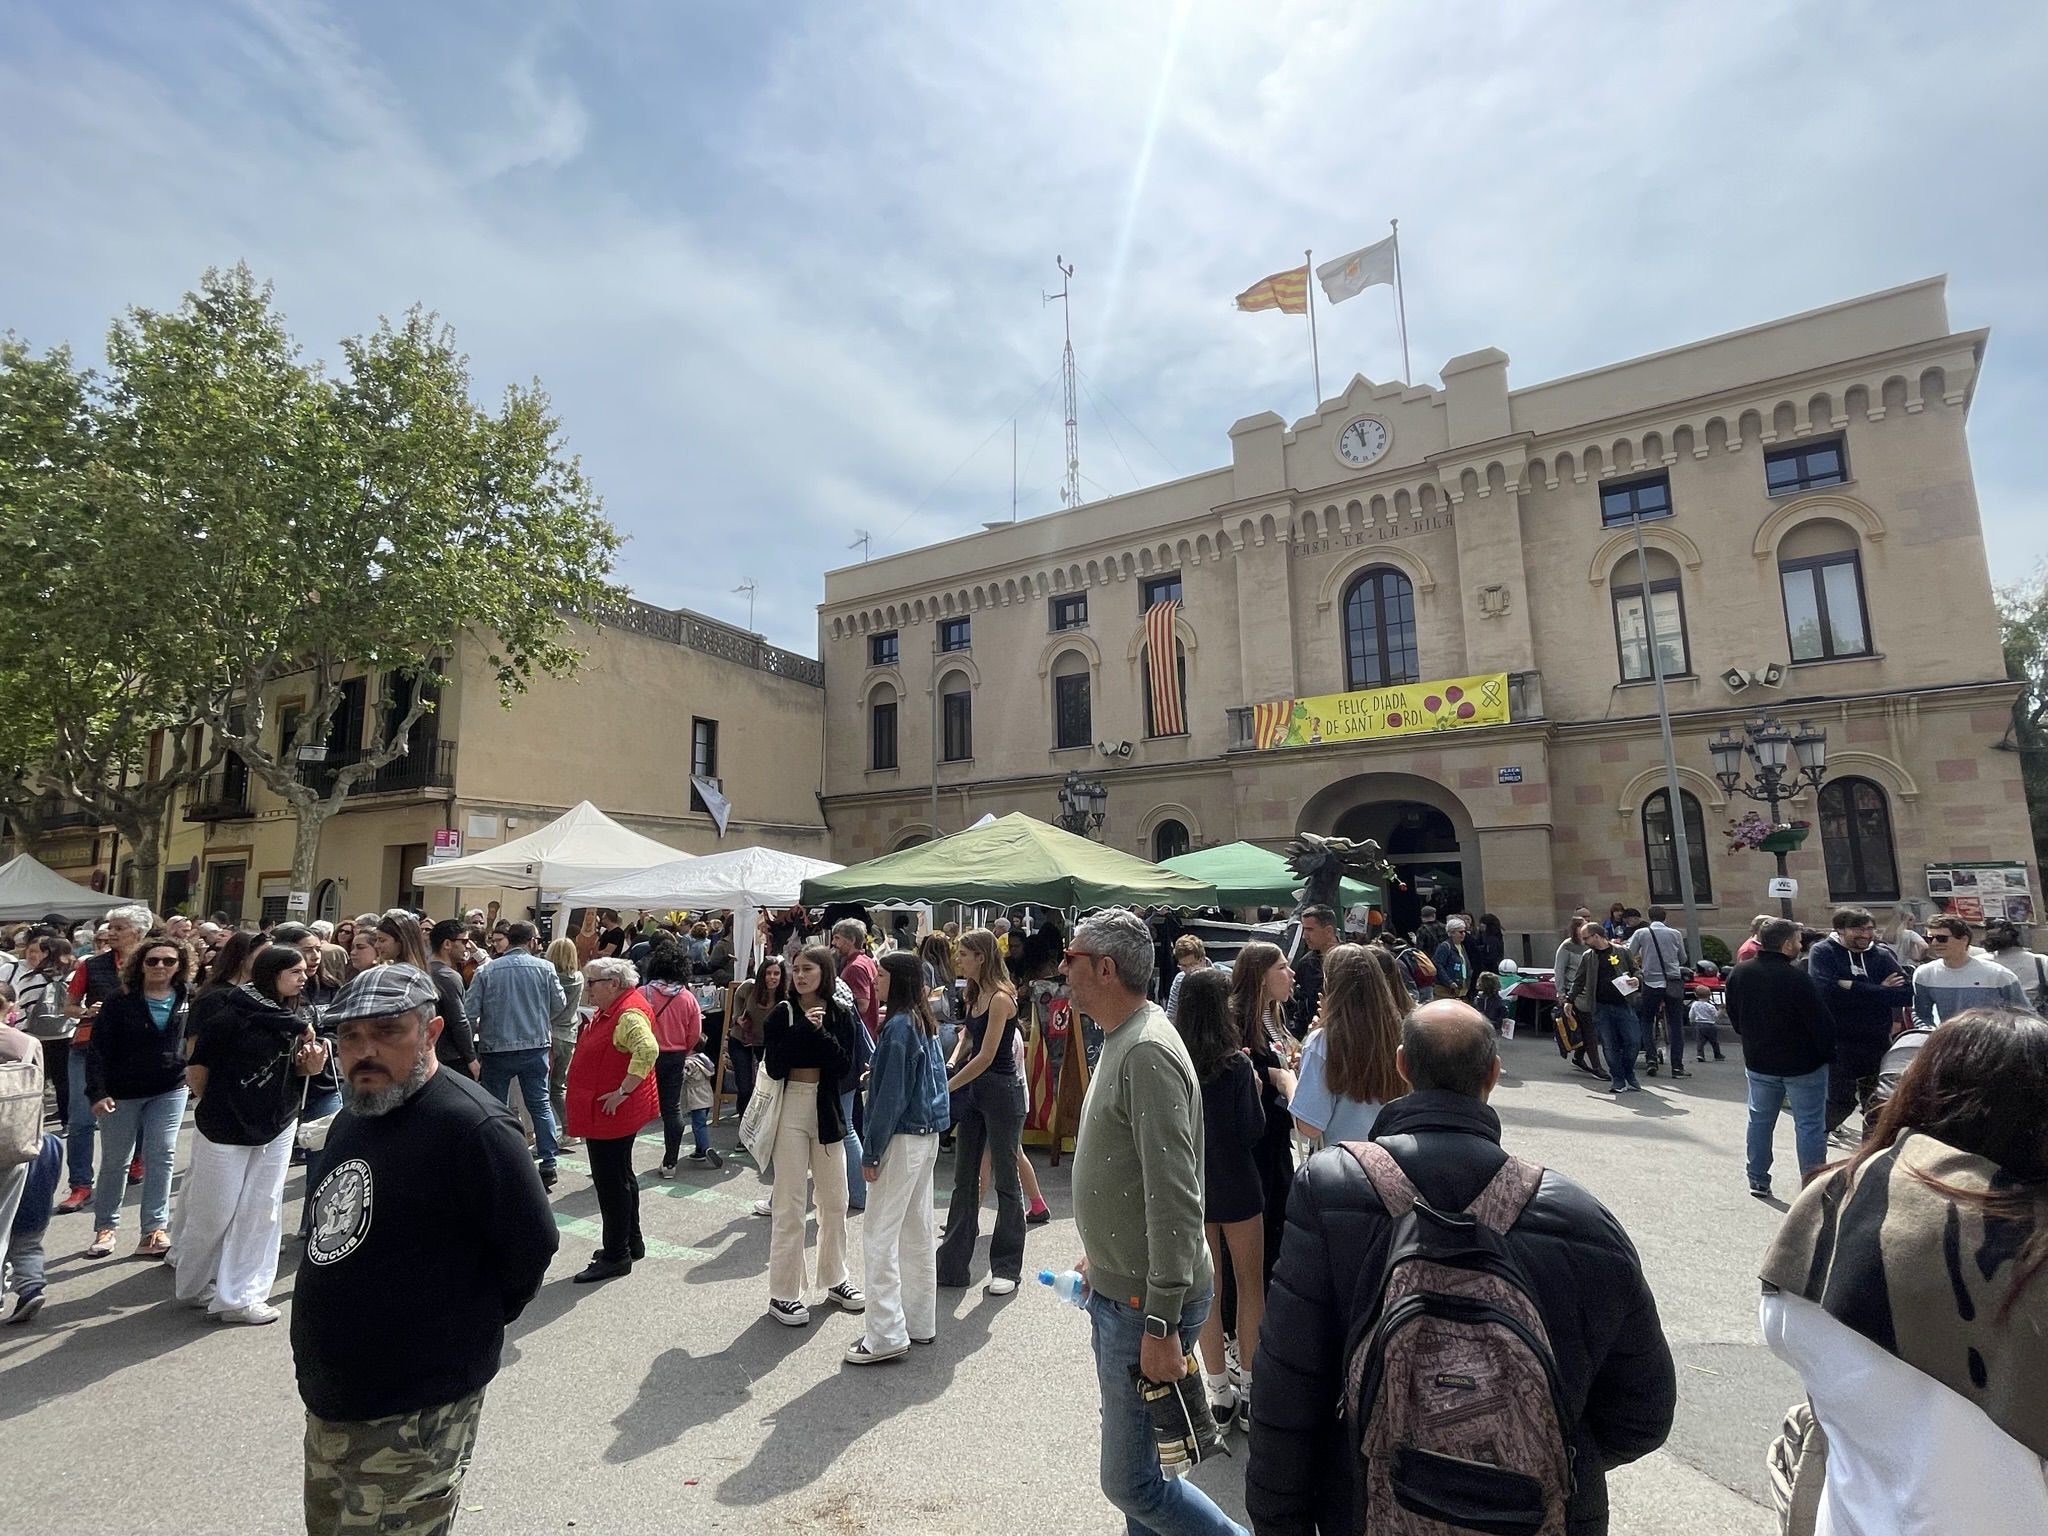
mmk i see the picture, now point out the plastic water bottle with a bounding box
[1038,1268,1088,1307]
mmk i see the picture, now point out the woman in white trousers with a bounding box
[762,945,863,1327]
[846,952,951,1363]
[177,946,329,1325]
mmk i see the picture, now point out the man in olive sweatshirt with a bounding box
[1064,908,1245,1536]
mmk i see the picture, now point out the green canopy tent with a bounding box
[1159,841,1381,911]
[798,812,1216,911]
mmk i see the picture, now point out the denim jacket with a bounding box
[861,1010,949,1170]
[465,951,567,1054]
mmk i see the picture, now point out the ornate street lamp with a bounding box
[1056,769,1108,838]
[1710,715,1828,917]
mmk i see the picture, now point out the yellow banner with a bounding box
[1249,672,1510,750]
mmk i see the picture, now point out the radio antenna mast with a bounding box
[849,530,871,562]
[1044,256,1080,507]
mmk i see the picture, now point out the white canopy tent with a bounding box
[410,801,691,897]
[562,845,843,977]
[0,853,126,923]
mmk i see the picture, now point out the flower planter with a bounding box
[1757,826,1809,855]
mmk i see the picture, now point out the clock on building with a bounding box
[1335,416,1392,469]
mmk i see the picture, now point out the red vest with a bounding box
[564,987,660,1141]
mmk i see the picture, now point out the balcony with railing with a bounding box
[300,739,459,799]
[183,773,253,822]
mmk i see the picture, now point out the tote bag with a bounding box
[738,1069,784,1172]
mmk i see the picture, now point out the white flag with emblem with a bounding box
[691,777,732,837]
[1316,235,1396,303]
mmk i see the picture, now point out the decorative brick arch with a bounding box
[1613,765,1728,819]
[1586,525,1705,589]
[1037,633,1103,677]
[1751,492,1887,562]
[1314,544,1438,616]
[1821,749,1920,802]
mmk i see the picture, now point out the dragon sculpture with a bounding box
[1283,831,1396,910]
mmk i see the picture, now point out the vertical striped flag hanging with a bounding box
[1145,598,1185,736]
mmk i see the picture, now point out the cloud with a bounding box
[1,0,2043,653]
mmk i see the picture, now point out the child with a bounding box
[1473,972,1509,1033]
[681,1049,723,1169]
[1687,986,1725,1063]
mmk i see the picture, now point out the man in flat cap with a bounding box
[293,964,559,1536]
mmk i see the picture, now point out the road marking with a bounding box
[551,1211,708,1261]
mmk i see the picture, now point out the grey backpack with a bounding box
[1341,1141,1575,1535]
[0,1043,46,1169]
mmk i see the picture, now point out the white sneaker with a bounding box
[216,1302,281,1326]
[752,1198,773,1218]
[984,1276,1018,1297]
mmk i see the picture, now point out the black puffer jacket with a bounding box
[1246,1092,1676,1535]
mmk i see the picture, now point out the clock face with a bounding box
[1336,416,1391,469]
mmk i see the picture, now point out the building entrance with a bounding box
[1334,802,1464,936]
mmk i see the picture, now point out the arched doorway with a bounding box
[1299,773,1480,937]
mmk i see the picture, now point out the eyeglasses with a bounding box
[1061,948,1104,964]
[142,955,181,968]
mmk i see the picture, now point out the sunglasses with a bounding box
[143,955,182,968]
[1927,934,1964,943]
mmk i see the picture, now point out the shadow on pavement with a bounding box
[678,1213,774,1287]
[0,1262,215,1422]
[713,1292,1001,1506]
[604,1312,813,1464]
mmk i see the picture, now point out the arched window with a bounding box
[1778,518,1871,662]
[1152,820,1190,862]
[1610,549,1689,682]
[868,684,898,771]
[1052,651,1092,750]
[1141,643,1188,739]
[1642,789,1712,904]
[939,670,972,762]
[1818,777,1899,901]
[1343,567,1419,690]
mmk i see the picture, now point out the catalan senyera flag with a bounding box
[1146,598,1186,736]
[1235,264,1309,316]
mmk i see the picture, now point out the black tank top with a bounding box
[964,995,1020,1078]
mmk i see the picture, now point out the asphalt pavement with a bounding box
[1,1031,1800,1534]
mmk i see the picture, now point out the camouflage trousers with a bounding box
[303,1388,485,1535]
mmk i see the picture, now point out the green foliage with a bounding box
[0,265,623,891]
[1999,570,2048,868]
[1698,933,1733,967]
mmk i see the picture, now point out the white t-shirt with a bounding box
[1760,1290,2048,1535]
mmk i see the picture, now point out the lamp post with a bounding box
[1056,769,1108,838]
[1710,715,1829,918]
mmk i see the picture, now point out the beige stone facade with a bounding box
[143,602,826,925]
[817,277,2030,956]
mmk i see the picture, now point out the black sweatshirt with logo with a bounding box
[291,1067,559,1422]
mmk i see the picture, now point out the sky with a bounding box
[4,0,2044,656]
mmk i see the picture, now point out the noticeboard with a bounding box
[1925,861,2035,925]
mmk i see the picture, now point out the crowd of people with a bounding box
[1,889,2043,1536]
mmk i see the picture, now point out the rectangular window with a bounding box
[869,631,898,667]
[689,717,719,813]
[1612,583,1689,681]
[1141,574,1183,610]
[870,701,898,770]
[1051,593,1088,631]
[939,617,971,652]
[1765,439,1848,497]
[942,690,972,761]
[1599,473,1672,527]
[1054,672,1092,750]
[1781,554,1871,661]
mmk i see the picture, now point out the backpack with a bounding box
[0,1041,46,1169]
[1398,946,1437,988]
[1340,1140,1574,1536]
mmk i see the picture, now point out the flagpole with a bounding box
[1304,248,1323,406]
[1390,219,1412,385]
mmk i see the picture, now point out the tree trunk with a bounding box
[289,798,331,918]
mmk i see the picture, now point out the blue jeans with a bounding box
[66,1051,96,1188]
[479,1049,559,1167]
[1593,1003,1641,1090]
[1086,1287,1246,1536]
[841,1089,865,1209]
[1639,988,1686,1067]
[1746,1066,1829,1187]
[92,1086,188,1232]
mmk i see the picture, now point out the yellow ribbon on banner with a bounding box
[1250,672,1510,750]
